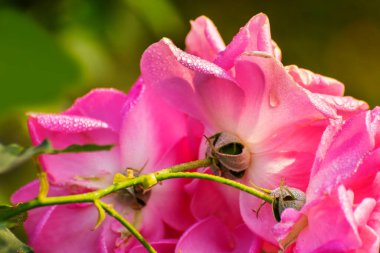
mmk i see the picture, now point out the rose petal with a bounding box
[130,239,177,253]
[307,109,380,202]
[215,13,278,69]
[27,89,133,189]
[185,16,225,61]
[12,181,116,253]
[286,65,344,96]
[141,38,245,133]
[234,54,336,142]
[176,218,261,253]
[188,174,242,228]
[293,186,361,252]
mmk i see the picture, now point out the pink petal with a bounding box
[356,225,380,253]
[120,84,202,236]
[149,179,195,232]
[195,73,245,132]
[130,240,177,253]
[215,13,279,70]
[176,218,262,253]
[11,180,41,203]
[120,83,192,171]
[241,139,318,244]
[293,186,362,252]
[345,151,380,203]
[138,207,167,244]
[144,142,198,232]
[65,88,131,132]
[27,89,134,189]
[234,53,336,142]
[271,40,282,61]
[12,181,117,253]
[273,208,306,247]
[234,224,263,253]
[141,38,245,132]
[307,109,380,202]
[285,65,368,117]
[309,118,343,178]
[285,65,344,96]
[109,203,166,252]
[146,137,201,232]
[240,191,278,245]
[185,16,225,61]
[28,204,115,253]
[368,185,380,235]
[237,54,334,243]
[354,198,376,227]
[37,147,121,190]
[321,95,368,118]
[188,174,242,228]
[28,114,109,134]
[244,122,326,193]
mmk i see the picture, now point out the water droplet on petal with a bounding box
[163,38,232,80]
[269,93,280,108]
[31,113,109,133]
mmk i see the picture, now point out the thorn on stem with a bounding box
[38,172,49,201]
[93,200,106,230]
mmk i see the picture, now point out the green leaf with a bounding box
[0,227,33,253]
[0,143,27,174]
[46,143,114,154]
[0,140,113,174]
[0,205,27,229]
[0,141,49,174]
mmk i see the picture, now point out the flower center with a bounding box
[206,132,251,179]
[270,186,306,221]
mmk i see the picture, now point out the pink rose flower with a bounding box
[140,13,367,248]
[274,108,380,252]
[12,83,201,252]
[186,14,367,116]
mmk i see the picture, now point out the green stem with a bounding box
[1,157,273,252]
[1,158,213,221]
[156,172,273,203]
[157,158,212,174]
[98,201,156,253]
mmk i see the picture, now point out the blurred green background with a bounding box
[1,0,380,208]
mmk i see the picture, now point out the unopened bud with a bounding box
[271,186,306,222]
[206,132,251,179]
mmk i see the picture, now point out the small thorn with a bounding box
[93,200,106,230]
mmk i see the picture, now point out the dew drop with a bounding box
[33,114,109,133]
[163,37,231,80]
[269,93,280,108]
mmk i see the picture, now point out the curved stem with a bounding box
[98,201,156,253]
[156,172,273,203]
[1,158,213,221]
[2,163,272,221]
[157,158,212,174]
[1,157,273,251]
